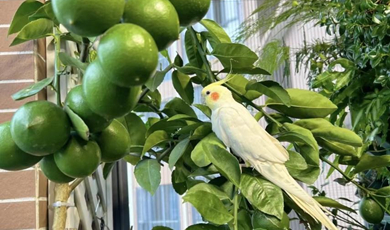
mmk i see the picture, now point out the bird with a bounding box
[201,79,338,230]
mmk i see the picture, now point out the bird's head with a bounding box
[202,79,234,110]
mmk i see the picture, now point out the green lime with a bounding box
[0,122,42,171]
[65,85,112,133]
[40,154,74,183]
[97,24,158,87]
[123,0,179,51]
[359,197,384,224]
[11,101,71,156]
[96,120,131,163]
[82,61,142,120]
[169,0,211,26]
[54,135,101,178]
[252,211,290,230]
[51,0,125,37]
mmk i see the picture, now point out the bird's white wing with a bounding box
[212,105,289,164]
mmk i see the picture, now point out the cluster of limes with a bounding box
[0,0,211,183]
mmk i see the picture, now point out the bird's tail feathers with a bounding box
[287,191,338,230]
[252,161,338,230]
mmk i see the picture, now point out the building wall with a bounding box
[0,1,48,229]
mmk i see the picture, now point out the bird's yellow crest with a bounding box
[202,75,235,110]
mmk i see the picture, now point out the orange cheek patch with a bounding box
[211,92,220,101]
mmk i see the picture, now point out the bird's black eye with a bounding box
[206,91,211,95]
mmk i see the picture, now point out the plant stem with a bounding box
[233,187,239,230]
[52,183,72,229]
[54,31,62,106]
[157,145,173,162]
[188,26,215,83]
[321,156,390,214]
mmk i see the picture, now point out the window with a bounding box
[135,185,181,230]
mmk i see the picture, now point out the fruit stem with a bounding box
[321,155,390,214]
[233,186,239,230]
[188,26,215,83]
[54,30,62,106]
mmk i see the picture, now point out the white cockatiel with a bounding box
[202,81,338,230]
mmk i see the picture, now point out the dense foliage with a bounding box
[240,0,390,228]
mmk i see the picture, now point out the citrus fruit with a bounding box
[51,0,125,37]
[95,120,131,163]
[0,122,42,171]
[359,197,384,224]
[40,154,74,183]
[97,24,158,87]
[11,101,71,156]
[123,0,180,51]
[252,211,290,230]
[65,85,112,133]
[168,0,211,26]
[83,61,142,119]
[54,135,101,178]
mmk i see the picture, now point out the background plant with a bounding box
[239,0,390,228]
[4,0,382,229]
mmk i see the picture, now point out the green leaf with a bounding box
[11,18,54,46]
[146,119,187,136]
[277,124,318,151]
[313,196,356,213]
[211,43,259,68]
[186,224,225,230]
[316,138,357,157]
[355,153,390,173]
[200,19,231,44]
[12,76,53,101]
[134,159,161,195]
[220,66,270,75]
[186,182,231,201]
[8,0,43,35]
[167,114,199,122]
[252,211,289,230]
[202,144,241,187]
[176,65,206,75]
[152,227,173,230]
[285,150,308,171]
[169,138,190,169]
[191,133,224,167]
[194,104,212,119]
[190,123,212,140]
[172,70,194,104]
[145,68,171,92]
[183,191,233,225]
[28,2,57,22]
[64,106,89,141]
[120,113,147,146]
[142,131,169,156]
[246,81,291,106]
[240,173,284,219]
[311,128,362,147]
[266,89,337,118]
[163,97,197,118]
[283,123,320,184]
[120,113,147,165]
[58,52,88,71]
[103,162,115,179]
[237,209,253,230]
[185,29,203,68]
